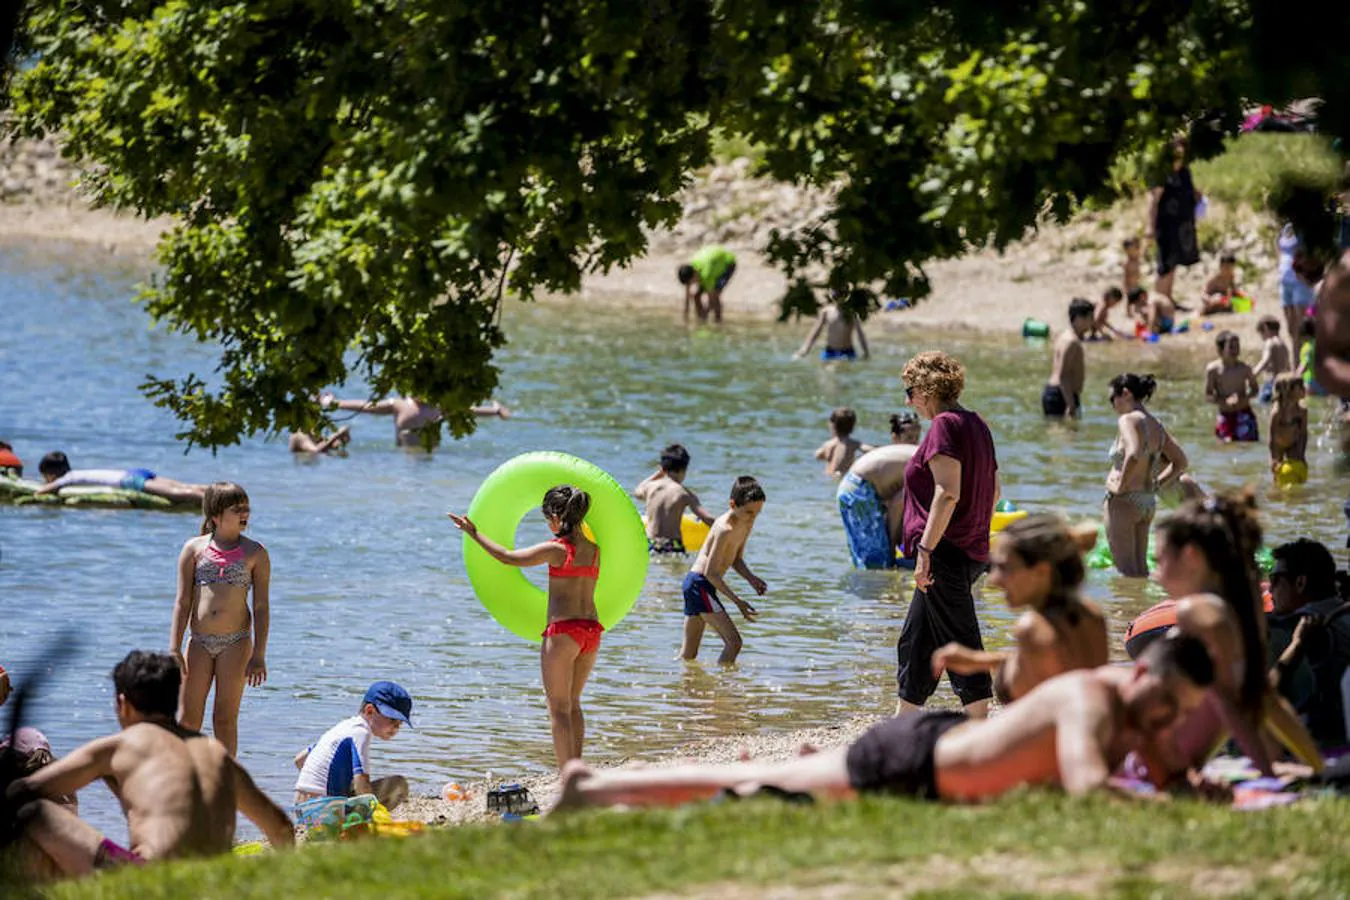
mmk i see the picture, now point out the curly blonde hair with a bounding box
[902,352,965,405]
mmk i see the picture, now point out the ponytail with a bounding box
[1157,490,1266,715]
[542,485,590,537]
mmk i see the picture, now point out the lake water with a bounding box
[2,240,1347,841]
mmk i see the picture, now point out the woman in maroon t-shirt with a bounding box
[895,352,1000,718]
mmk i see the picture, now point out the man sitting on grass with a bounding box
[6,651,294,878]
[556,634,1213,809]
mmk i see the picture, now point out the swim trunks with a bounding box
[845,710,968,798]
[1040,384,1078,417]
[821,347,858,361]
[542,618,604,654]
[837,472,894,569]
[1275,459,1309,488]
[1259,380,1275,404]
[95,838,145,869]
[648,537,687,555]
[120,468,156,492]
[1215,409,1259,442]
[1157,317,1175,334]
[682,571,726,616]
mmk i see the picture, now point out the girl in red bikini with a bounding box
[169,482,271,756]
[449,485,601,767]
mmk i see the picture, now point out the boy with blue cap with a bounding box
[294,681,413,810]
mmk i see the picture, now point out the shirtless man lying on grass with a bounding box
[6,651,294,879]
[556,634,1213,809]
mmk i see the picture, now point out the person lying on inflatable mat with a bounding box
[554,634,1214,810]
[6,651,293,880]
[35,452,207,505]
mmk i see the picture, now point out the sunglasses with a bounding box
[905,386,914,401]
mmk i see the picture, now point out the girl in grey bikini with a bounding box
[1104,374,1188,577]
[170,482,271,756]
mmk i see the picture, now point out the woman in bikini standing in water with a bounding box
[1104,373,1188,577]
[170,482,270,756]
[450,486,601,767]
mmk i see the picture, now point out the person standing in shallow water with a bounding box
[895,352,999,719]
[1103,373,1188,578]
[678,245,736,323]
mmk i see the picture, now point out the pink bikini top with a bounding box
[548,538,599,579]
[195,540,251,588]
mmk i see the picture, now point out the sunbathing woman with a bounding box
[931,514,1108,704]
[1130,491,1323,786]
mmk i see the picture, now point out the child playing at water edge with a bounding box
[1204,330,1260,442]
[1296,318,1328,396]
[1129,286,1177,336]
[1269,373,1309,486]
[635,444,715,554]
[1253,315,1291,403]
[294,681,413,810]
[1200,253,1241,316]
[1042,298,1093,418]
[794,297,870,361]
[681,477,767,664]
[449,486,601,766]
[815,407,873,477]
[1090,287,1128,340]
[170,482,270,757]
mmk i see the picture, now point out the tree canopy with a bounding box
[6,1,1347,448]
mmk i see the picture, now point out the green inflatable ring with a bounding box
[462,452,648,643]
[1086,527,1275,575]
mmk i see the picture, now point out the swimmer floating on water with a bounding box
[449,486,602,767]
[320,393,510,449]
[170,482,270,757]
[35,452,207,505]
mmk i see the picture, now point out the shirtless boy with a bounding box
[1130,286,1177,336]
[7,651,293,878]
[1205,331,1260,442]
[1122,237,1143,294]
[836,427,921,570]
[1252,315,1291,404]
[321,393,510,449]
[35,452,207,505]
[1200,253,1240,316]
[815,408,873,477]
[634,444,715,554]
[1042,298,1093,418]
[1091,288,1128,341]
[288,426,351,455]
[1269,373,1309,485]
[794,299,871,361]
[680,477,767,664]
[556,634,1214,809]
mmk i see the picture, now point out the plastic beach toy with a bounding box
[461,452,648,642]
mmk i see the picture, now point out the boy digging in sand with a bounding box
[635,444,715,554]
[815,408,873,477]
[1205,330,1261,442]
[681,477,768,664]
[1042,298,1094,418]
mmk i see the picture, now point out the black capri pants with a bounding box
[895,540,993,706]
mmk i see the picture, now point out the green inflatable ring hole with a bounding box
[462,452,649,643]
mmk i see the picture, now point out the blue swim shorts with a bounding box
[120,468,156,492]
[837,472,895,569]
[682,571,726,616]
[821,347,858,361]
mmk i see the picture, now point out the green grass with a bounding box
[1188,133,1341,210]
[26,793,1350,899]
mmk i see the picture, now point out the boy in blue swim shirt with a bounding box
[681,477,767,664]
[294,681,413,810]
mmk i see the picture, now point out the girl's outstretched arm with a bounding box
[448,513,565,568]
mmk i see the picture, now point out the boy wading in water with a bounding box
[7,651,293,878]
[794,298,871,361]
[634,444,715,554]
[815,407,873,477]
[1042,298,1094,418]
[681,477,768,664]
[1205,330,1260,442]
[1253,315,1292,404]
[1269,373,1309,486]
[557,635,1214,809]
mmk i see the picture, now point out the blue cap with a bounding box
[363,681,414,727]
